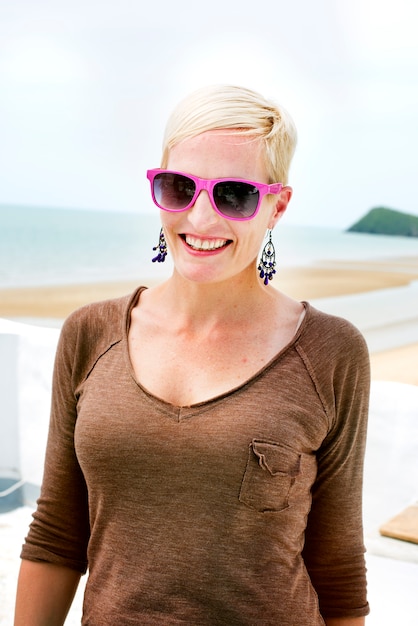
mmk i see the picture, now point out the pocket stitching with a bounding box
[239,440,301,512]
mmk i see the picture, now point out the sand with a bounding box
[369,343,418,386]
[1,263,418,385]
[1,265,417,318]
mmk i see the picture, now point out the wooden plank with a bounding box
[379,503,418,544]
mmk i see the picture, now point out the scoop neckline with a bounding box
[122,286,310,413]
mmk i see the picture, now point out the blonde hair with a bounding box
[161,85,297,184]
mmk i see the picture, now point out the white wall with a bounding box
[0,319,59,507]
[0,334,20,481]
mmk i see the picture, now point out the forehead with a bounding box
[166,130,268,181]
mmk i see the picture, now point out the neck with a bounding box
[154,267,275,330]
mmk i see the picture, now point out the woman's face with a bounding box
[161,130,291,286]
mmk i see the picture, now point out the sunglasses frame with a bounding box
[147,169,283,221]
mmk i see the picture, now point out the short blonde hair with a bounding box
[161,85,297,185]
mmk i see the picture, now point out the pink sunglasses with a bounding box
[147,169,283,221]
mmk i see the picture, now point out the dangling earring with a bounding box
[152,227,168,263]
[258,229,276,285]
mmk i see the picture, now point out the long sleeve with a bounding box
[21,312,90,571]
[20,293,134,571]
[300,312,370,618]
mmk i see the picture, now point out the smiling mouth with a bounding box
[181,234,231,251]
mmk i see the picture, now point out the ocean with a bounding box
[1,204,418,289]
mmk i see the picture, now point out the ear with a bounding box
[268,186,292,229]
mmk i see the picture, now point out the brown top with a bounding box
[21,287,370,624]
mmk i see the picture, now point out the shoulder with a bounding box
[62,289,139,339]
[64,288,140,332]
[299,302,369,361]
[295,303,370,419]
[55,287,145,382]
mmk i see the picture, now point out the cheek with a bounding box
[160,211,181,232]
[235,224,269,258]
[251,205,275,239]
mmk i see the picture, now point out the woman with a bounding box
[15,85,370,625]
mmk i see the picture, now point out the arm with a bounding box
[17,314,91,623]
[302,315,371,619]
[325,617,366,626]
[14,559,81,626]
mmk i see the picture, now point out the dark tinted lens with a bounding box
[213,182,259,218]
[154,173,196,210]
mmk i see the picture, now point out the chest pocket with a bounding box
[239,440,301,512]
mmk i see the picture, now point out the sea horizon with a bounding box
[1,204,418,290]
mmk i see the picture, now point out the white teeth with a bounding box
[185,235,228,251]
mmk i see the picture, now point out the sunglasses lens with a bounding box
[151,172,261,219]
[213,182,259,219]
[153,172,196,210]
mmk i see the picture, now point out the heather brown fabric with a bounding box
[21,287,370,624]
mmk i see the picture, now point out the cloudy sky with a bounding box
[1,0,417,227]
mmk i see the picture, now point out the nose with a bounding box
[187,189,221,228]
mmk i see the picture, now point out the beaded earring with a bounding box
[258,229,276,285]
[152,228,168,263]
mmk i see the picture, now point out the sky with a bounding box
[1,0,417,228]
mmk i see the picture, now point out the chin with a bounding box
[174,262,229,285]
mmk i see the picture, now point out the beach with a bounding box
[1,264,417,318]
[1,262,417,385]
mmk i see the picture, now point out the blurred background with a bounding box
[1,0,417,228]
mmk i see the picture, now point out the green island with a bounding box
[347,207,418,237]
